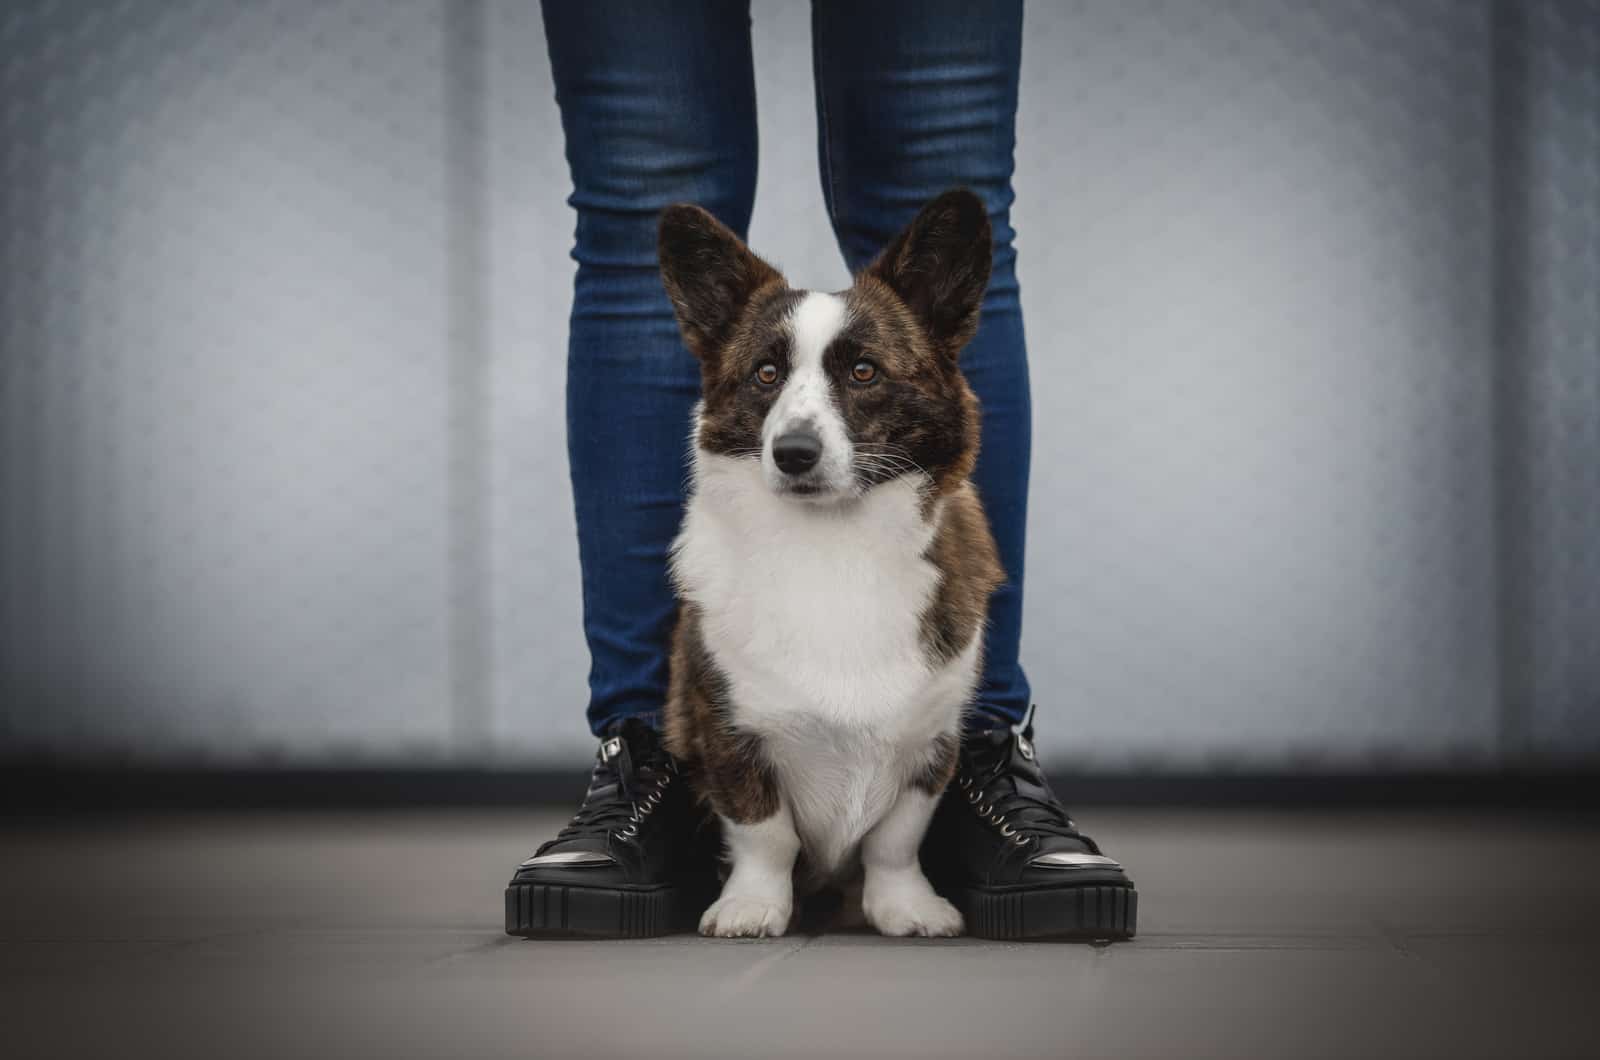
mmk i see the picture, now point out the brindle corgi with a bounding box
[658,189,1003,937]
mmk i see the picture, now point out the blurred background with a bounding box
[2,0,1596,788]
[7,9,1598,1057]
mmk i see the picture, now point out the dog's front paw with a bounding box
[699,892,792,938]
[863,881,965,938]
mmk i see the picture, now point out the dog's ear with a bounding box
[865,188,992,358]
[659,204,782,363]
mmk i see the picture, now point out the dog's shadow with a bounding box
[788,885,876,935]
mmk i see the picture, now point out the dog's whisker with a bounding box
[854,452,929,479]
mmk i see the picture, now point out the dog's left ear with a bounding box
[659,204,782,364]
[865,188,992,358]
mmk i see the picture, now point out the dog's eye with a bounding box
[850,360,878,384]
[755,362,780,385]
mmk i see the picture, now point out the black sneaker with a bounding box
[926,710,1138,941]
[504,718,716,938]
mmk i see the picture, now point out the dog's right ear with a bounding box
[658,204,782,362]
[864,188,991,360]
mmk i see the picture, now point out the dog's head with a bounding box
[659,189,991,503]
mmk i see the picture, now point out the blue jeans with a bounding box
[542,0,1031,735]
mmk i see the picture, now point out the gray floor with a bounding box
[4,808,1598,1059]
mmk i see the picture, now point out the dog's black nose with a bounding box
[772,432,822,475]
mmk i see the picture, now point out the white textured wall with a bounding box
[2,0,1595,768]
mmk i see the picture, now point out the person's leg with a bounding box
[506,0,756,940]
[811,0,1030,728]
[811,3,1137,940]
[542,0,758,735]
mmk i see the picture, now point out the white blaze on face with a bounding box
[764,291,853,495]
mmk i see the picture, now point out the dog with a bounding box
[657,189,1004,938]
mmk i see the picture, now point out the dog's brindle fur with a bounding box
[659,190,1003,935]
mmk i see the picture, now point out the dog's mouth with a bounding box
[773,476,843,503]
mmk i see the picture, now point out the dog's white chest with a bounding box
[674,467,950,735]
[672,461,982,878]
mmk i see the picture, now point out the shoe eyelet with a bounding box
[999,823,1016,837]
[1013,833,1030,846]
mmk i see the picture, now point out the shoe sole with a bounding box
[504,882,696,939]
[959,883,1137,941]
